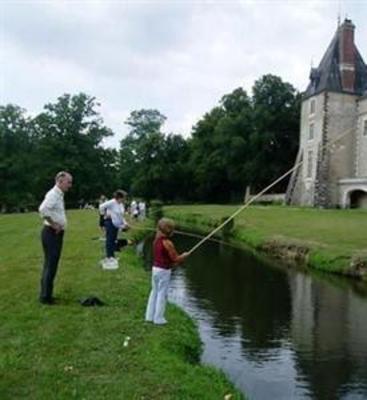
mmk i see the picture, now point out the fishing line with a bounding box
[126,223,240,249]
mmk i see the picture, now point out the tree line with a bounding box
[0,74,300,211]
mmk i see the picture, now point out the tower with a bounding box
[286,19,367,208]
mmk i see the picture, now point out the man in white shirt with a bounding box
[38,171,73,304]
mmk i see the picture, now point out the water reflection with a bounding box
[290,273,367,400]
[142,235,367,400]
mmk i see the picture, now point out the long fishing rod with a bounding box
[126,222,239,248]
[187,126,354,256]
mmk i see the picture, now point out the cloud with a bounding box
[1,0,366,147]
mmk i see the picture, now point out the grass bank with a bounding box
[0,210,243,400]
[163,205,367,280]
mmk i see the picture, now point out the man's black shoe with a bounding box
[39,297,56,305]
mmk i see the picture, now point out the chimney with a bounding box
[338,18,356,92]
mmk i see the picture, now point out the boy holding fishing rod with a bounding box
[99,190,133,268]
[145,218,189,325]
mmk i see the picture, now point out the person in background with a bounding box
[38,171,73,305]
[138,200,146,220]
[99,190,129,266]
[145,218,189,325]
[97,194,107,237]
[130,199,139,219]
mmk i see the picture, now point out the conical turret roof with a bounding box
[304,19,367,98]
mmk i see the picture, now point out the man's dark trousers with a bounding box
[40,226,64,302]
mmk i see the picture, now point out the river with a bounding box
[141,234,367,400]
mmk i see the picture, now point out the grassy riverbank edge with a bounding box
[163,205,367,281]
[0,211,244,400]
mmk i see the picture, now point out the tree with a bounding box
[189,88,253,202]
[120,109,190,201]
[249,74,300,191]
[0,105,36,210]
[120,109,166,199]
[186,77,300,201]
[158,134,191,201]
[31,93,116,204]
[125,109,166,139]
[0,74,301,210]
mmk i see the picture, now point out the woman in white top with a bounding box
[99,190,128,263]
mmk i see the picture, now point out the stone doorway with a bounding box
[349,190,367,208]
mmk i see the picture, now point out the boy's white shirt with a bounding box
[99,199,127,229]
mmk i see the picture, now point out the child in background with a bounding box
[145,218,189,325]
[138,200,146,220]
[130,199,139,219]
[99,190,129,267]
[98,194,107,237]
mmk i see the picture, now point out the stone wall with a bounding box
[356,98,367,177]
[313,92,330,207]
[324,92,358,206]
[296,93,325,206]
[288,92,364,208]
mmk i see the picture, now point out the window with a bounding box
[309,123,314,140]
[310,99,316,114]
[307,150,313,178]
[363,120,367,136]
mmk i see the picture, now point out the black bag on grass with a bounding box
[80,296,105,306]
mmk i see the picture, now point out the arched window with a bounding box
[310,99,316,115]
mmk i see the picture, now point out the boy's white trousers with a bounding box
[145,266,172,324]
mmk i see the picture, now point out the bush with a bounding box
[149,200,164,222]
[220,216,235,239]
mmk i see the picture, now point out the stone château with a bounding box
[286,19,367,208]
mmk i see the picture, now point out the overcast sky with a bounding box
[1,0,366,147]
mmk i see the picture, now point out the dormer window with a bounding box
[309,68,320,91]
[310,99,316,115]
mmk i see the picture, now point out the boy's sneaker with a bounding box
[102,257,119,270]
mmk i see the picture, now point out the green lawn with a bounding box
[0,210,243,400]
[164,205,367,274]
